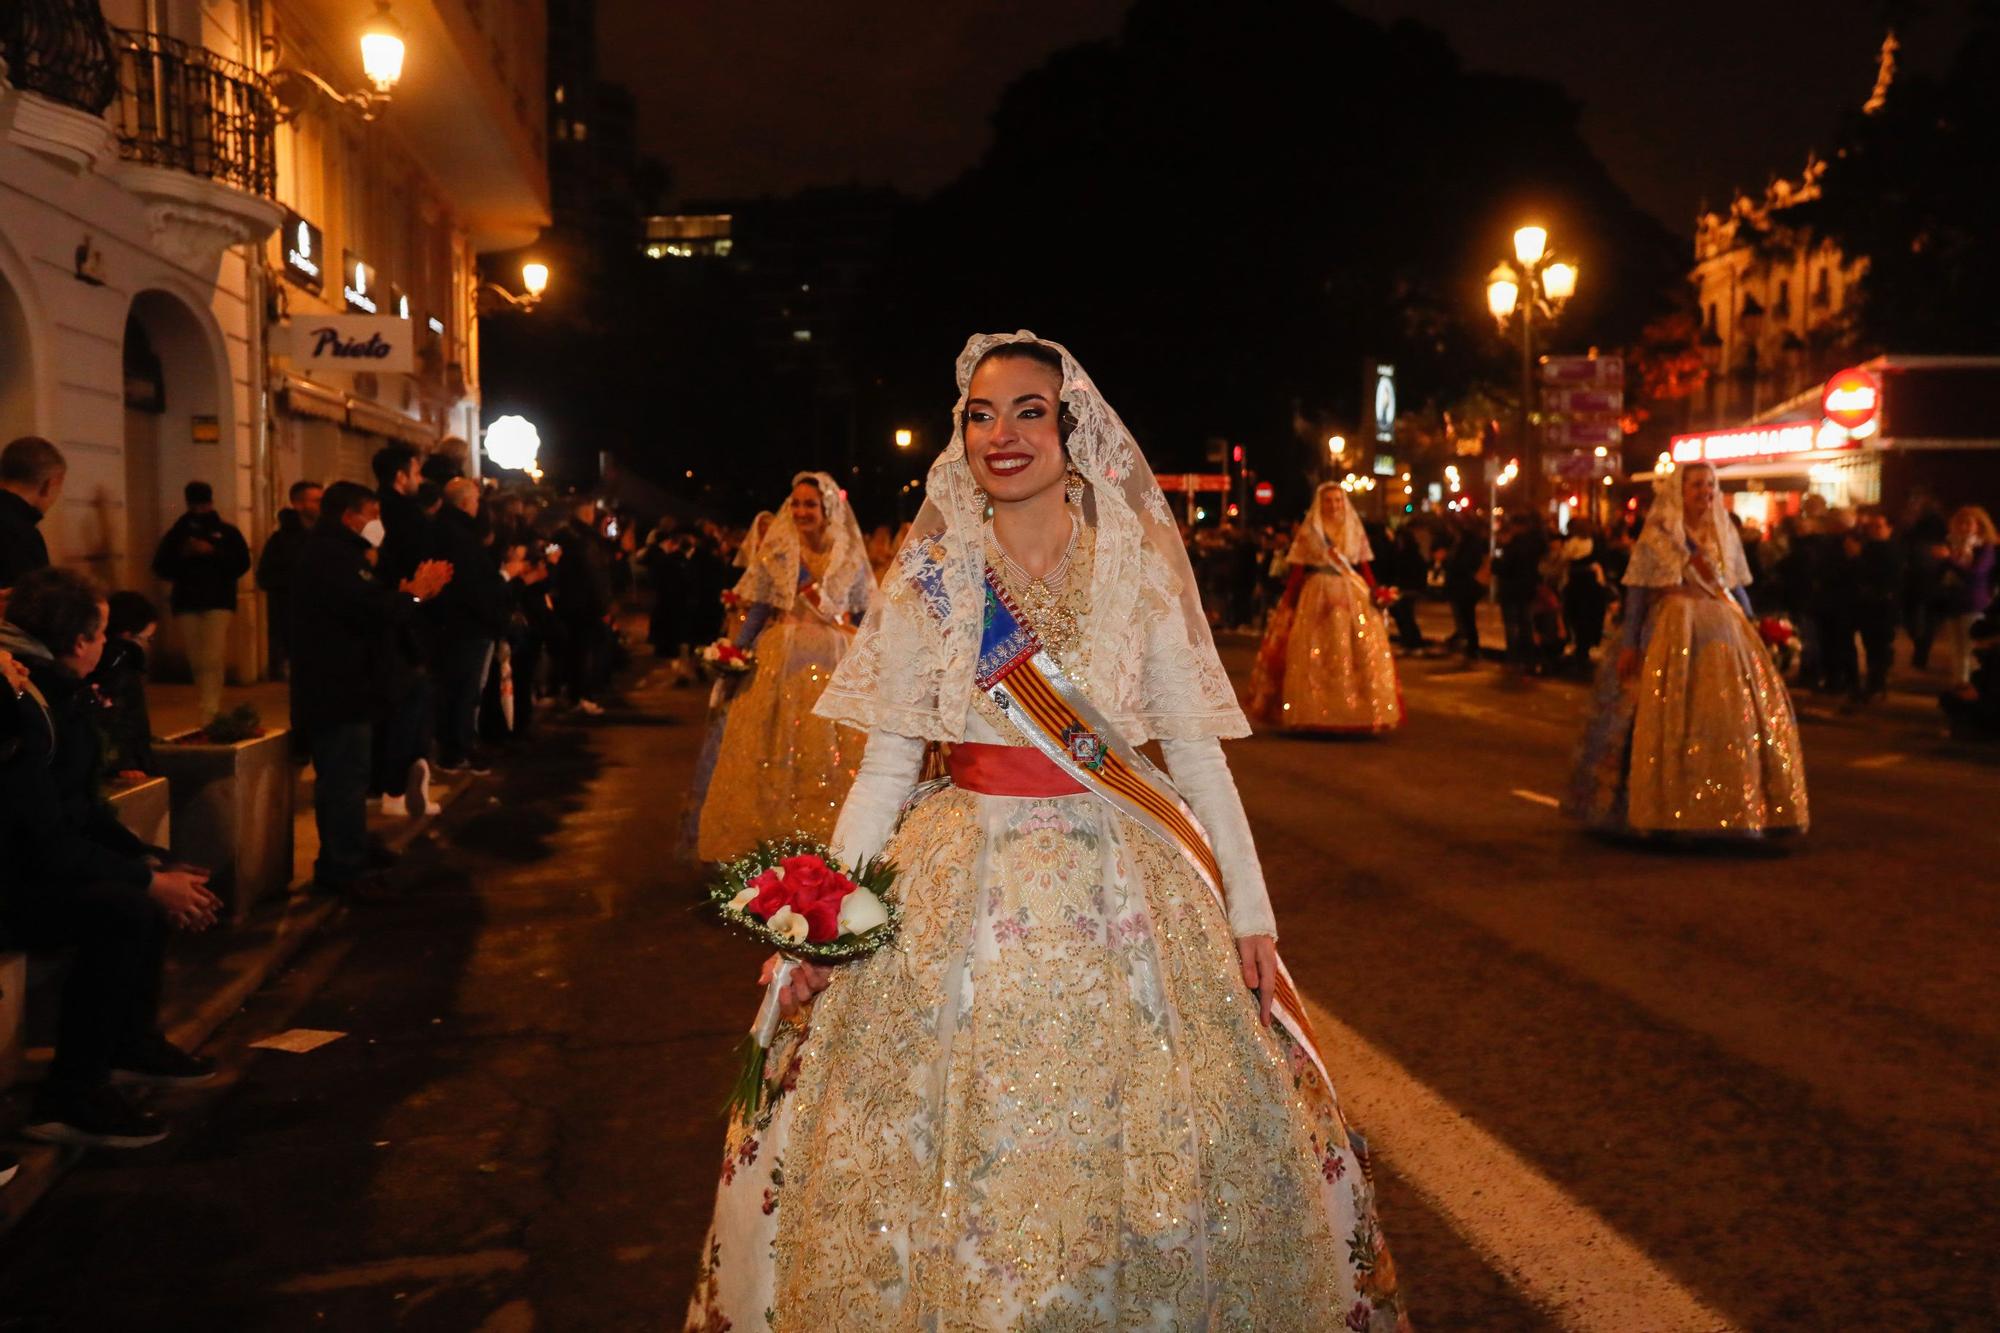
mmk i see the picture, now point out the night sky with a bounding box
[601,0,1976,233]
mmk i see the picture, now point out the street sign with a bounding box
[1543,387,1623,415]
[1544,418,1623,449]
[1540,355,1623,387]
[1821,366,1881,431]
[1155,473,1231,493]
[1253,480,1275,505]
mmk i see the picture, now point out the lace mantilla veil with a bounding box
[733,472,874,618]
[1288,480,1375,568]
[814,331,1247,743]
[1623,460,1753,590]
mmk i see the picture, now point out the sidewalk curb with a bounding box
[0,768,489,1239]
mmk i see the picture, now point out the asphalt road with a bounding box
[1,643,1994,1330]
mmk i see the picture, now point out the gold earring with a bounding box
[1065,468,1086,507]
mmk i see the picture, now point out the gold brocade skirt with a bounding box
[1249,570,1403,733]
[1568,592,1808,834]
[694,616,861,861]
[685,788,1409,1333]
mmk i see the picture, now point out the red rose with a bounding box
[799,894,843,942]
[777,855,835,903]
[745,868,790,920]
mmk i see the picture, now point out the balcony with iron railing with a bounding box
[2,0,280,259]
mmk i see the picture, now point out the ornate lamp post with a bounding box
[1486,226,1579,510]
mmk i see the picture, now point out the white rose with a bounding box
[836,887,889,936]
[727,887,759,912]
[767,906,810,944]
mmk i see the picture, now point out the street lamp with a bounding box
[1486,224,1579,510]
[476,260,551,312]
[894,428,914,449]
[270,1,407,122]
[1326,434,1346,460]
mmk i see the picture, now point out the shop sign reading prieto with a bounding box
[290,314,415,373]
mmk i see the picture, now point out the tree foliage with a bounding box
[1790,8,2000,352]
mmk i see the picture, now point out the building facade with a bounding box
[0,0,546,680]
[1690,156,1868,431]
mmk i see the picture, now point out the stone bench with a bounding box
[0,776,174,1090]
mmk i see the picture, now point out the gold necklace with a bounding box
[986,516,1090,658]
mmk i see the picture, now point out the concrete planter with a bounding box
[153,730,294,923]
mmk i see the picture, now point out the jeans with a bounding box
[309,720,372,886]
[434,636,495,765]
[2,880,169,1088]
[1389,596,1424,649]
[175,608,232,722]
[371,676,433,798]
[1500,597,1534,666]
[1449,596,1481,657]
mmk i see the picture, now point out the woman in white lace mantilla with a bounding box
[1566,459,1808,835]
[1248,482,1403,734]
[693,473,875,862]
[685,334,1410,1332]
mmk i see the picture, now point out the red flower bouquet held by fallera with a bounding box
[708,837,899,1117]
[697,638,754,679]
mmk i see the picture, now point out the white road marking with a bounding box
[1303,996,1741,1332]
[1511,788,1563,808]
[1849,752,1905,769]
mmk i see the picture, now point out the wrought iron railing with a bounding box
[108,29,275,198]
[0,0,119,114]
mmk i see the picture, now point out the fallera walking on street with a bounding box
[5,5,2000,1329]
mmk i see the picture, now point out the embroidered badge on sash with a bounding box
[1061,723,1106,771]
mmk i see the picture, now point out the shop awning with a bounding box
[347,399,439,447]
[279,373,348,424]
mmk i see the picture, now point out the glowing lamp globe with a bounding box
[1542,261,1578,302]
[484,415,541,473]
[1486,274,1520,321]
[1512,225,1548,268]
[359,3,407,94]
[521,262,550,298]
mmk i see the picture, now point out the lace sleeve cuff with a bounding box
[1159,737,1277,940]
[830,730,926,867]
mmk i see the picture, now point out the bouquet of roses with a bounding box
[719,588,743,613]
[709,837,900,1117]
[698,638,755,679]
[1372,584,1401,609]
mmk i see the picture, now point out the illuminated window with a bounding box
[793,329,812,342]
[572,122,588,141]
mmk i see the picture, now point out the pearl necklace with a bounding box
[991,512,1080,596]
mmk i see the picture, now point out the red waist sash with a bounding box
[947,742,1088,798]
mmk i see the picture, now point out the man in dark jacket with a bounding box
[552,497,614,713]
[1494,513,1549,671]
[291,482,451,892]
[1,567,221,1149]
[1849,508,1906,705]
[254,480,321,680]
[0,435,64,593]
[1444,518,1489,664]
[370,445,427,587]
[425,479,510,770]
[151,481,250,722]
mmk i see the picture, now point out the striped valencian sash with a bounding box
[970,566,1334,1088]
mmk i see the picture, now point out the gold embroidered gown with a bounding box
[1248,563,1403,734]
[685,534,1409,1333]
[695,547,864,860]
[1567,549,1808,835]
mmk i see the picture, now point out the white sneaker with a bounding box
[406,758,437,813]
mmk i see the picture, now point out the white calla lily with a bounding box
[836,887,889,935]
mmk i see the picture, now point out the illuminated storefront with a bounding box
[1669,357,2000,525]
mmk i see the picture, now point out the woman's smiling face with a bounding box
[964,353,1067,507]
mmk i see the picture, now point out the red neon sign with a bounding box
[1670,423,1822,464]
[1821,367,1881,431]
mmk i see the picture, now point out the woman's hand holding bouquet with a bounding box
[709,838,899,1117]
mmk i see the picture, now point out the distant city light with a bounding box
[484,415,541,472]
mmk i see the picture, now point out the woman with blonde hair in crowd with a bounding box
[1937,504,1997,695]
